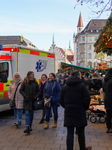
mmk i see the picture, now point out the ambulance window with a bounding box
[0,62,9,79]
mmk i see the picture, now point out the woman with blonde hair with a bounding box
[20,71,39,134]
[8,72,23,127]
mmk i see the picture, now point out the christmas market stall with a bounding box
[59,62,94,74]
[94,13,112,55]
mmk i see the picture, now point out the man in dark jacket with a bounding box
[59,70,91,150]
[104,69,112,133]
[84,72,92,90]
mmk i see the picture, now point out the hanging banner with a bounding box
[97,62,107,70]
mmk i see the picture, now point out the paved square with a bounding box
[0,107,111,150]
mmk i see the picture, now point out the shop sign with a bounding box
[97,62,107,70]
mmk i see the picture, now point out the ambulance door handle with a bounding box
[6,84,9,87]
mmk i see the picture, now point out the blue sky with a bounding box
[0,0,110,51]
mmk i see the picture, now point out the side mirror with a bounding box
[1,73,7,83]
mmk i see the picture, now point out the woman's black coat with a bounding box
[104,74,112,110]
[59,76,90,128]
[20,80,40,111]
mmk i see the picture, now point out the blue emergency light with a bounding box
[0,45,3,50]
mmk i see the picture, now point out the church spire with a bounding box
[77,12,84,27]
[52,34,55,46]
[68,40,71,50]
[77,12,84,33]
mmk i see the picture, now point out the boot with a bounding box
[52,122,57,128]
[24,126,30,133]
[86,146,92,150]
[16,123,19,128]
[106,128,110,133]
[39,118,44,124]
[29,124,32,131]
[44,122,49,129]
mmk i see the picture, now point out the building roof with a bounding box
[58,47,74,62]
[81,19,107,34]
[0,36,37,48]
[77,12,84,27]
[75,33,80,42]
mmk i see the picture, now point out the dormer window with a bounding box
[96,30,99,32]
[91,30,93,32]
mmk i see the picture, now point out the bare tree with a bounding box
[74,0,112,17]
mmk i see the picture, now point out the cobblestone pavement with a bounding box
[0,107,112,150]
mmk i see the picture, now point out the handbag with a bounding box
[34,99,44,110]
[9,83,21,108]
[44,97,52,108]
[44,82,55,108]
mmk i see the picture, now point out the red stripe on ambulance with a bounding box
[0,83,3,91]
[30,51,40,55]
[0,55,11,60]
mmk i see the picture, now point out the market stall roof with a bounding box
[94,12,112,55]
[60,62,94,71]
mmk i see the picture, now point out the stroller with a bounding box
[89,104,106,123]
[87,90,106,123]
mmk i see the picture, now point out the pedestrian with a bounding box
[91,72,103,91]
[38,74,47,124]
[8,72,23,127]
[20,71,40,133]
[59,70,91,150]
[59,74,66,88]
[103,69,112,133]
[43,73,61,129]
[84,72,91,90]
[84,72,94,90]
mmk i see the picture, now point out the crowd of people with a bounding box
[8,69,112,150]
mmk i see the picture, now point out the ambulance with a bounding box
[0,44,55,112]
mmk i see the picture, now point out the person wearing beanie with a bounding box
[8,72,24,127]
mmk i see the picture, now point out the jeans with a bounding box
[67,126,85,150]
[42,107,46,119]
[46,105,58,123]
[14,108,23,125]
[25,110,34,126]
[106,109,112,129]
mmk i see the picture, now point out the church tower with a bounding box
[77,12,84,33]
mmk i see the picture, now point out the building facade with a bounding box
[49,36,74,73]
[73,13,112,69]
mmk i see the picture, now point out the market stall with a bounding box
[94,12,112,55]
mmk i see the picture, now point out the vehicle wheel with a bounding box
[90,116,97,123]
[99,116,106,123]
